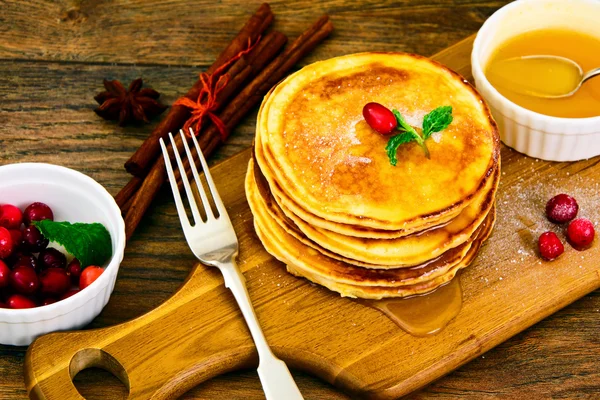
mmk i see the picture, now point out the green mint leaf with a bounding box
[384,106,452,165]
[392,109,417,136]
[392,109,425,146]
[422,106,453,140]
[385,132,414,166]
[33,220,112,267]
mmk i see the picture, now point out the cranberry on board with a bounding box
[23,202,54,225]
[10,265,39,295]
[38,248,67,270]
[363,102,398,135]
[0,204,23,229]
[22,225,49,253]
[39,268,70,297]
[7,294,36,309]
[66,258,81,284]
[546,194,579,223]
[79,266,104,290]
[538,231,564,261]
[0,260,10,288]
[567,218,595,249]
[0,227,14,259]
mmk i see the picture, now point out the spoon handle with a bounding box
[582,67,600,84]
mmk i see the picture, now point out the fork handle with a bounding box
[219,261,304,400]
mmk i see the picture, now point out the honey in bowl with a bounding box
[485,28,600,118]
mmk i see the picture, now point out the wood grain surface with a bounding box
[1,1,599,399]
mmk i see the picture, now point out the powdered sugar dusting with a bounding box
[463,153,600,299]
[495,172,600,241]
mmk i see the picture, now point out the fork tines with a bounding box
[159,129,226,228]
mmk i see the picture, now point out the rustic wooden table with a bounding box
[1,1,598,399]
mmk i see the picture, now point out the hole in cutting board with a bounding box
[73,368,129,399]
[70,348,130,399]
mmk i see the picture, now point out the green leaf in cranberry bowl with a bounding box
[32,220,112,268]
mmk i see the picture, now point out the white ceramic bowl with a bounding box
[472,0,600,161]
[0,163,125,346]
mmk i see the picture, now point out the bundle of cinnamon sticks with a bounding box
[114,3,333,240]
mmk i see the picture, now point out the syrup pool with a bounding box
[362,276,462,337]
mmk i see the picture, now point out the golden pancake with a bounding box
[285,213,493,299]
[248,163,473,273]
[262,161,498,267]
[255,130,460,239]
[250,157,498,268]
[256,52,499,231]
[281,169,497,266]
[252,189,495,299]
[247,164,495,293]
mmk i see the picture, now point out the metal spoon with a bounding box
[512,55,600,98]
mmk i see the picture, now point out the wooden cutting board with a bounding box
[24,35,600,400]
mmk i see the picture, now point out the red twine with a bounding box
[174,37,260,141]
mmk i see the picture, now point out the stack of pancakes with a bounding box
[246,53,500,299]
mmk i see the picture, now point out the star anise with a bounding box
[94,78,167,126]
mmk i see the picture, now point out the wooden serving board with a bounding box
[24,36,600,400]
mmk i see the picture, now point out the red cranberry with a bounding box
[546,194,579,223]
[9,229,23,250]
[41,298,57,306]
[79,266,104,290]
[9,265,39,295]
[363,102,398,135]
[60,289,79,300]
[0,227,14,259]
[538,231,564,261]
[0,260,10,288]
[0,204,23,229]
[23,202,54,225]
[22,225,49,253]
[11,253,38,271]
[39,248,67,270]
[7,294,36,309]
[66,258,82,284]
[566,218,595,249]
[39,268,70,296]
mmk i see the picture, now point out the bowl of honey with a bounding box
[472,0,600,161]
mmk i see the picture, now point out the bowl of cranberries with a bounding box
[0,163,125,345]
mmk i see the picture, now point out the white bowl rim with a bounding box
[0,162,126,319]
[472,0,600,127]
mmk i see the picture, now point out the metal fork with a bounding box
[159,129,303,400]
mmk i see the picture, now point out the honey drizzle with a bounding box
[362,276,463,336]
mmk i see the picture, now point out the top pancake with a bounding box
[257,52,499,231]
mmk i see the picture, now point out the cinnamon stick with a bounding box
[204,31,288,116]
[123,17,333,240]
[117,30,286,212]
[115,176,142,209]
[119,31,287,215]
[122,3,273,178]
